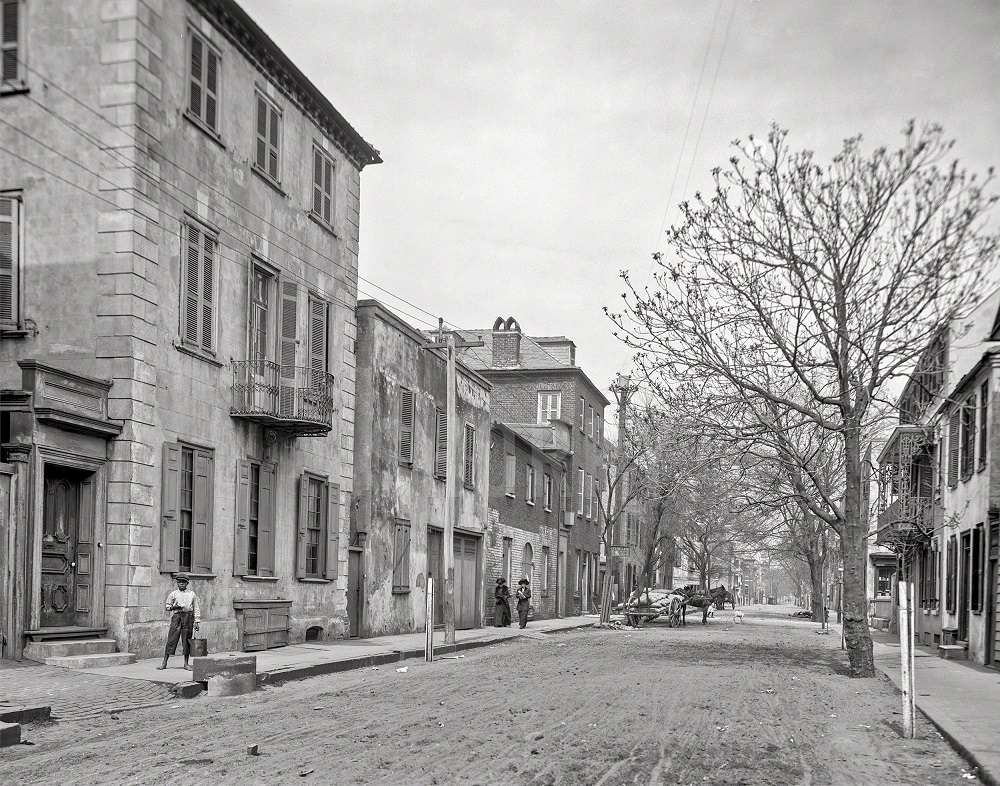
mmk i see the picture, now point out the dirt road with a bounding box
[2,606,977,785]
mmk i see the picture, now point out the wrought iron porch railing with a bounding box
[230,360,335,433]
[875,496,935,547]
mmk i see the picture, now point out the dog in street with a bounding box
[733,610,745,623]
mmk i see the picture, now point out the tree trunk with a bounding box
[808,557,825,622]
[599,565,613,625]
[842,427,876,677]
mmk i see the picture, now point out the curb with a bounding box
[262,624,592,687]
[0,705,51,724]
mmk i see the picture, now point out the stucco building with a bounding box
[0,0,379,659]
[875,286,1000,667]
[455,317,608,616]
[352,301,491,637]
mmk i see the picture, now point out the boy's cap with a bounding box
[518,578,530,585]
[174,572,190,582]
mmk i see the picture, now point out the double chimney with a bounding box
[492,317,521,367]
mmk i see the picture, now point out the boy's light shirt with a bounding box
[165,589,201,622]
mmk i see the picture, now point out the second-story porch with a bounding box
[230,360,335,438]
[875,425,938,549]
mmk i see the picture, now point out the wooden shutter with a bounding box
[309,297,328,386]
[255,96,280,180]
[295,473,308,578]
[160,443,181,573]
[258,462,276,576]
[1,0,19,83]
[576,468,584,514]
[948,410,960,487]
[279,282,298,415]
[398,388,414,463]
[325,482,340,580]
[204,46,218,130]
[435,408,447,478]
[463,423,475,486]
[0,195,17,325]
[234,459,250,576]
[192,449,214,574]
[183,223,214,352]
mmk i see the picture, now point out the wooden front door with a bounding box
[41,468,94,628]
[453,534,479,630]
[347,549,361,638]
[427,527,443,627]
[960,531,971,641]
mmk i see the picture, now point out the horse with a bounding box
[715,589,738,611]
[683,585,729,625]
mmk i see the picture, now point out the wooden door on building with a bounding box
[453,534,479,630]
[347,549,362,638]
[959,531,971,641]
[40,467,95,628]
[428,527,444,627]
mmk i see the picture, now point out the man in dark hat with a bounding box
[156,572,201,670]
[494,577,511,627]
[515,578,532,629]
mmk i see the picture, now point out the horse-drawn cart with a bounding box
[619,590,685,628]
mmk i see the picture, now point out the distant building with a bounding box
[455,317,608,616]
[487,422,569,622]
[0,0,379,659]
[352,301,491,636]
[874,286,1000,666]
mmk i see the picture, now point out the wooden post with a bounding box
[425,576,434,662]
[443,334,457,645]
[898,579,914,738]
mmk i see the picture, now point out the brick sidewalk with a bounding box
[0,661,173,721]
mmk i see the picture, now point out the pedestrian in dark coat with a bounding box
[516,578,532,629]
[494,577,512,627]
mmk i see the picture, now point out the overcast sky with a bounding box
[240,0,1000,393]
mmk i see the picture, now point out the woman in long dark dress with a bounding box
[494,577,512,627]
[516,578,532,629]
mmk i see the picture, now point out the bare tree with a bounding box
[611,123,997,677]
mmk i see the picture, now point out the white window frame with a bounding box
[537,391,561,424]
[576,468,585,516]
[505,452,516,497]
[543,473,552,512]
[525,464,535,505]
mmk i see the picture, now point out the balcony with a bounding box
[875,496,936,549]
[230,360,335,438]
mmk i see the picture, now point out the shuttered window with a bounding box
[960,395,976,479]
[160,443,214,574]
[947,410,960,487]
[544,473,552,511]
[0,194,19,326]
[398,387,414,464]
[979,381,989,471]
[278,281,297,416]
[312,145,335,227]
[296,474,339,581]
[180,222,216,353]
[972,525,984,612]
[537,391,560,423]
[254,93,281,182]
[188,29,220,133]
[1,0,20,86]
[585,473,593,519]
[434,408,447,479]
[392,520,411,592]
[234,459,276,577]
[576,468,584,515]
[525,464,535,504]
[463,423,475,487]
[945,536,957,612]
[578,396,585,432]
[586,405,594,438]
[505,453,515,496]
[308,296,328,386]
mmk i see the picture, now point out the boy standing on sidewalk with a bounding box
[156,573,200,670]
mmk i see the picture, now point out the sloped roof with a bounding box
[449,329,573,371]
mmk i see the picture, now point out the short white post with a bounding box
[425,577,434,662]
[898,580,914,738]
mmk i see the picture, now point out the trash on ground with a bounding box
[396,666,408,673]
[247,745,259,756]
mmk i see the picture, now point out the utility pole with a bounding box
[601,373,636,622]
[423,320,482,644]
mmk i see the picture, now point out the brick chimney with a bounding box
[492,317,521,367]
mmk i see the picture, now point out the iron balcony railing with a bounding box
[230,360,335,434]
[875,496,935,546]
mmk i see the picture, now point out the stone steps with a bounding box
[24,638,119,660]
[937,644,967,661]
[43,652,137,669]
